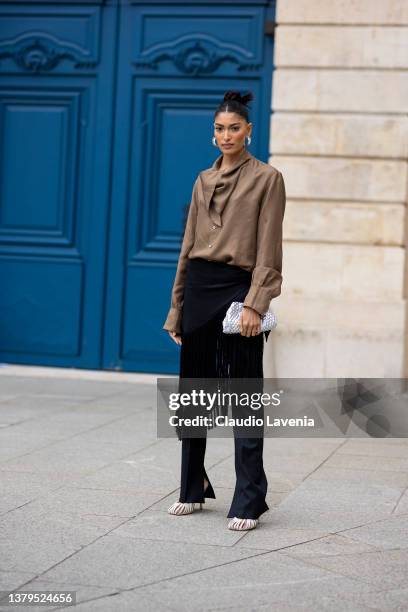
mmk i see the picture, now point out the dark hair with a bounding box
[214,90,254,123]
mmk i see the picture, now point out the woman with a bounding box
[162,90,286,531]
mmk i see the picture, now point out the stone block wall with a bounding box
[266,0,408,377]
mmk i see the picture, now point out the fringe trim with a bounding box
[176,316,264,440]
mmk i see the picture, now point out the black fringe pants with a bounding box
[177,258,269,520]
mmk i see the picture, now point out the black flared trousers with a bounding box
[177,257,269,520]
[179,424,269,520]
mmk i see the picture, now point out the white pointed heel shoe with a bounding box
[167,501,203,515]
[227,517,258,531]
[168,478,210,516]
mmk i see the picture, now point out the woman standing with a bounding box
[162,90,286,531]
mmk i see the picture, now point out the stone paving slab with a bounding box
[267,478,402,531]
[328,514,408,549]
[339,586,408,612]
[0,440,135,477]
[0,397,87,427]
[323,452,408,472]
[394,490,408,513]
[306,465,408,488]
[35,536,268,590]
[2,585,173,612]
[0,471,81,515]
[113,508,249,548]
[134,552,383,612]
[0,505,131,574]
[0,376,143,398]
[0,570,38,591]
[282,548,408,590]
[0,431,62,464]
[232,526,340,551]
[66,446,189,494]
[335,439,408,456]
[0,410,142,445]
[277,533,379,557]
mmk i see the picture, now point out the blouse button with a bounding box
[208,244,212,247]
[212,225,216,229]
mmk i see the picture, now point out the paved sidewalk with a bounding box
[0,366,407,611]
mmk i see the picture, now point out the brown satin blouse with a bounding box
[163,147,286,334]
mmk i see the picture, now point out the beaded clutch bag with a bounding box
[222,301,277,334]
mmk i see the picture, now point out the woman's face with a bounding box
[213,112,252,153]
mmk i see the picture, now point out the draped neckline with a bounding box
[198,147,253,226]
[211,147,253,176]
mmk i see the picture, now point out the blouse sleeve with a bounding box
[243,171,286,315]
[162,177,199,334]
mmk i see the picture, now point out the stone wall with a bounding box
[266,0,408,377]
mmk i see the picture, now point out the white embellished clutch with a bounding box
[222,301,277,334]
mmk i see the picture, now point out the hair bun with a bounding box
[222,90,254,108]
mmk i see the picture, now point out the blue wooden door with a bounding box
[0,0,118,369]
[0,0,275,373]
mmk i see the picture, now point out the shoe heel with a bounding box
[199,502,203,510]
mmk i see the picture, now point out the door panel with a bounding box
[0,1,118,368]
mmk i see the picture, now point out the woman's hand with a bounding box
[239,306,261,337]
[168,331,182,346]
